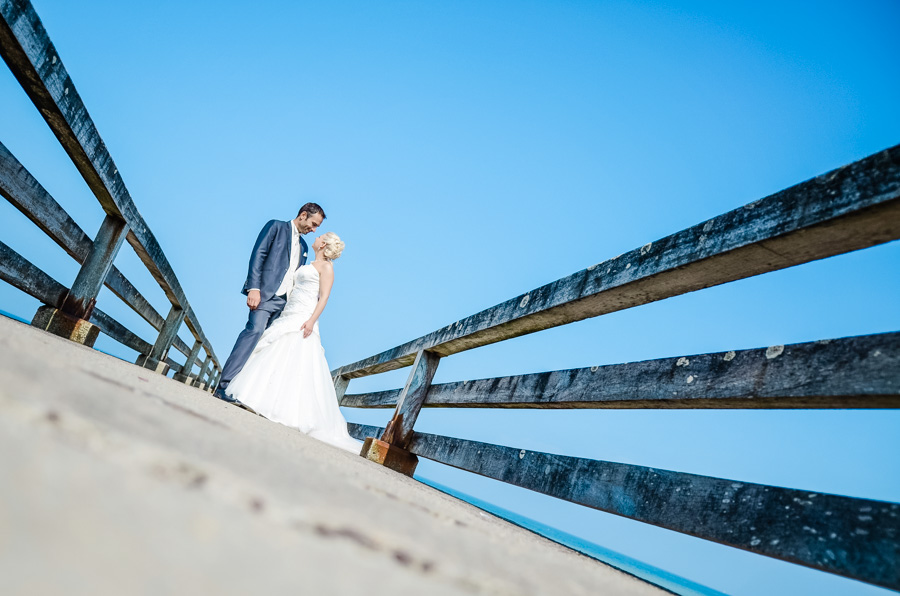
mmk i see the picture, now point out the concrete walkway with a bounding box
[0,315,667,595]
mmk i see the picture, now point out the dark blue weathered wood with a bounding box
[334,145,900,380]
[348,423,900,591]
[380,349,440,448]
[332,374,351,404]
[0,141,192,356]
[146,305,186,363]
[340,333,900,410]
[0,240,151,355]
[60,213,129,319]
[0,0,218,366]
[174,340,203,382]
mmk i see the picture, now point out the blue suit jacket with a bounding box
[242,220,309,303]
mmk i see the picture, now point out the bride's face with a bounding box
[312,236,325,252]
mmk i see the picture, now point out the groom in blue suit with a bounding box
[214,202,326,405]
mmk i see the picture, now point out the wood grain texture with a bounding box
[0,140,192,357]
[348,422,900,591]
[0,240,151,354]
[341,333,900,409]
[334,145,900,380]
[0,1,217,366]
[380,350,439,448]
[61,213,129,319]
[146,306,186,362]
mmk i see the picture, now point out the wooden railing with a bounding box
[333,144,900,591]
[0,0,220,388]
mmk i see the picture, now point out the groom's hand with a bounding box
[247,289,261,310]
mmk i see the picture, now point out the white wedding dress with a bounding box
[225,263,362,453]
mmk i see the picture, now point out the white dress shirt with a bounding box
[274,222,302,298]
[249,222,301,298]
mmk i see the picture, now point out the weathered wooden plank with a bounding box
[196,356,211,387]
[0,240,151,354]
[332,375,350,403]
[0,239,66,308]
[341,333,900,410]
[380,350,440,448]
[348,422,900,591]
[333,146,900,380]
[0,142,193,358]
[146,305,185,363]
[0,140,90,259]
[0,1,218,367]
[91,309,151,356]
[174,340,202,382]
[60,213,128,319]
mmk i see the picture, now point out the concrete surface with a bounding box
[0,315,667,595]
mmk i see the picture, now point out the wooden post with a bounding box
[173,340,202,383]
[361,350,439,476]
[136,305,185,374]
[31,214,128,346]
[333,374,350,404]
[206,367,219,392]
[193,356,210,390]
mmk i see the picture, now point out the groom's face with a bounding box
[297,211,324,235]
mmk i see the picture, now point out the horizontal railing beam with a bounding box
[334,145,900,380]
[340,332,900,409]
[0,0,218,367]
[0,240,150,354]
[0,140,192,356]
[348,422,900,591]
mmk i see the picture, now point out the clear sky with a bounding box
[1,1,899,594]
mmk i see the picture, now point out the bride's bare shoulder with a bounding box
[314,260,335,276]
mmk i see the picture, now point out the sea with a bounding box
[417,476,726,596]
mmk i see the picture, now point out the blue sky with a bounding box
[1,1,899,594]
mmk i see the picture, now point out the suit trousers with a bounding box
[217,295,287,389]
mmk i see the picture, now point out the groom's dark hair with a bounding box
[298,202,326,220]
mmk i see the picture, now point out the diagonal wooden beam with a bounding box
[340,332,900,409]
[0,0,217,365]
[333,145,900,380]
[0,140,191,356]
[0,240,150,355]
[348,423,900,592]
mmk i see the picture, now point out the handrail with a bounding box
[333,144,900,591]
[0,141,193,359]
[0,0,219,388]
[348,422,900,592]
[341,331,900,409]
[332,145,900,381]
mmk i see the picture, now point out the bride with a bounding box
[224,231,362,453]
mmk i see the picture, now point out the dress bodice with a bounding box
[281,264,320,318]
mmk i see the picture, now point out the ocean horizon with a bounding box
[417,476,725,596]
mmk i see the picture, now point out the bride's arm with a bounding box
[301,263,334,338]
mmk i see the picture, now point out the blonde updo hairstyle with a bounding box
[320,231,345,261]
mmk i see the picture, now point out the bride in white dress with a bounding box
[224,232,362,453]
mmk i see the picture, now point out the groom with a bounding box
[214,202,326,405]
